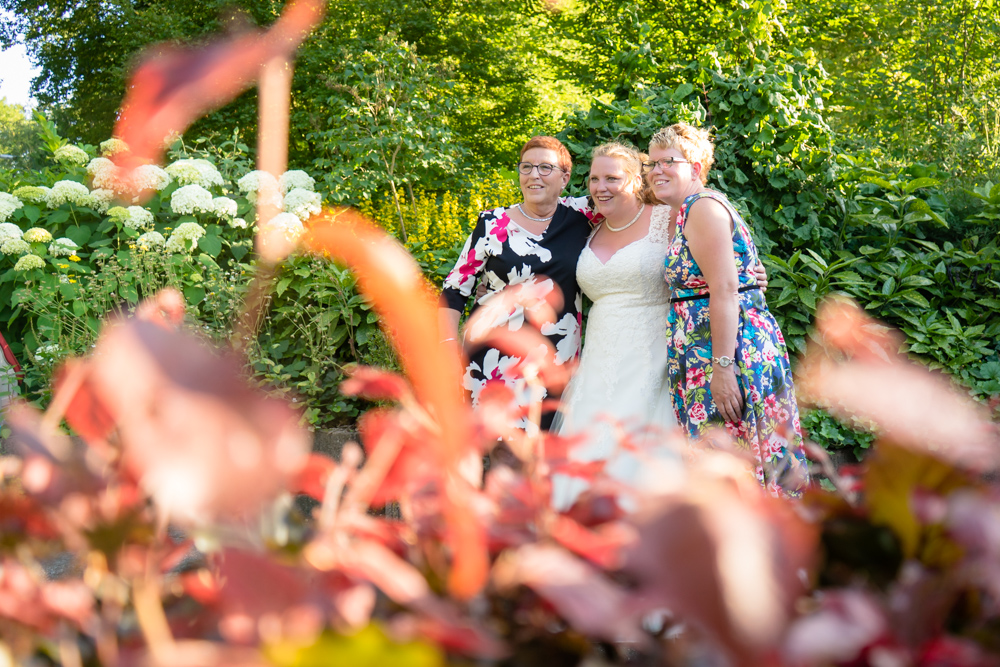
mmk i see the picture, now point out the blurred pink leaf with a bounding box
[797,298,1000,473]
[79,304,310,526]
[492,543,644,643]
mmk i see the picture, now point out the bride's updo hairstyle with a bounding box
[648,123,714,185]
[591,141,655,204]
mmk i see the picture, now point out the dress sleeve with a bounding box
[560,195,597,221]
[441,211,490,312]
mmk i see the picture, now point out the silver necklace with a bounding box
[516,203,554,222]
[604,204,645,232]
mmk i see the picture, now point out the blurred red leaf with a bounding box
[354,408,436,507]
[113,0,326,174]
[302,210,487,601]
[550,515,636,570]
[53,359,117,449]
[340,366,412,403]
[293,454,339,501]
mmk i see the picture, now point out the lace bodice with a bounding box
[577,204,672,310]
[571,205,673,401]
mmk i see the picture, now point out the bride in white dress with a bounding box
[552,142,680,509]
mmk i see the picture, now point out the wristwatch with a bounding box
[713,355,735,368]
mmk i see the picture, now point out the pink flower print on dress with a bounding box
[490,212,512,243]
[764,395,779,418]
[688,402,708,424]
[686,366,706,388]
[457,249,483,285]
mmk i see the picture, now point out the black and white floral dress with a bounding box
[441,198,595,428]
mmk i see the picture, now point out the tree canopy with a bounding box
[2,0,998,192]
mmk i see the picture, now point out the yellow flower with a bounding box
[69,279,77,283]
[58,264,69,269]
[69,255,81,262]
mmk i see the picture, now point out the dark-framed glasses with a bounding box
[642,157,691,172]
[517,162,564,176]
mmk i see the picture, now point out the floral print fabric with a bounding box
[664,191,809,495]
[442,198,594,427]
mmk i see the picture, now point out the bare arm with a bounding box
[685,197,744,424]
[438,304,461,343]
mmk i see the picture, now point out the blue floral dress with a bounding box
[664,191,809,496]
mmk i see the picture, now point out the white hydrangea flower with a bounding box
[87,157,115,179]
[279,169,315,194]
[0,222,23,243]
[237,170,282,207]
[131,164,172,191]
[12,186,50,205]
[14,254,45,271]
[22,227,53,243]
[171,184,214,215]
[229,217,248,229]
[49,237,79,257]
[0,192,22,222]
[108,205,154,230]
[164,221,206,253]
[283,188,322,221]
[46,180,91,208]
[99,138,129,157]
[262,212,305,243]
[165,159,223,188]
[211,196,237,218]
[2,238,32,256]
[136,231,166,250]
[85,188,117,213]
[53,144,90,165]
[34,343,61,362]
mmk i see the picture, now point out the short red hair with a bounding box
[519,136,572,174]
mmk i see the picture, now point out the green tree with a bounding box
[0,97,42,170]
[306,36,466,238]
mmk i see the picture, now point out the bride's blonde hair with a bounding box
[591,142,655,204]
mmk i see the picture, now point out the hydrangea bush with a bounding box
[0,133,326,409]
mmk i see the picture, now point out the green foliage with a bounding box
[0,98,44,172]
[307,35,465,237]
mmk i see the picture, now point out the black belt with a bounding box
[670,284,761,303]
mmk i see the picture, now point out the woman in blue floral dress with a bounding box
[649,124,809,495]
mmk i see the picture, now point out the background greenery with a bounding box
[1,0,998,457]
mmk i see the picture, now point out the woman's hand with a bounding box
[754,261,768,293]
[711,365,744,424]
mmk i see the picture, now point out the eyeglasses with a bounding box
[517,162,564,176]
[642,157,691,172]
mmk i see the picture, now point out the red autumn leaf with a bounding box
[293,453,339,501]
[53,359,117,447]
[355,408,437,507]
[782,590,891,666]
[549,459,606,480]
[549,514,637,570]
[0,557,95,634]
[340,366,412,402]
[302,210,487,601]
[113,0,326,173]
[0,491,59,541]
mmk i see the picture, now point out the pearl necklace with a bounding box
[516,203,554,222]
[604,204,645,232]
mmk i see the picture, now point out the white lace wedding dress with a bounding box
[552,204,680,509]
